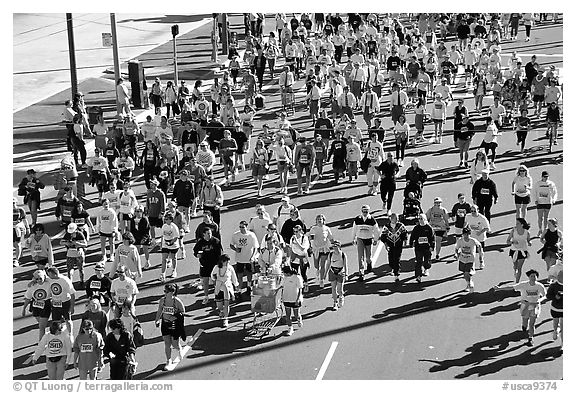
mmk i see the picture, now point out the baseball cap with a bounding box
[33,270,46,280]
[199,141,208,146]
[457,193,465,198]
[481,169,490,174]
[167,201,177,207]
[281,196,290,202]
[434,197,442,203]
[150,178,160,185]
[548,217,558,226]
[134,205,144,212]
[94,262,105,271]
[67,223,77,233]
[542,171,549,177]
[180,170,189,176]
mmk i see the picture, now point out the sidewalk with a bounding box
[13,13,249,189]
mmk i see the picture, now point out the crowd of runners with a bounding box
[14,12,563,380]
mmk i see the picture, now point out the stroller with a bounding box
[399,191,423,225]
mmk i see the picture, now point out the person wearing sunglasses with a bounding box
[73,319,104,380]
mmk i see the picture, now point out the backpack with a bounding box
[132,318,145,348]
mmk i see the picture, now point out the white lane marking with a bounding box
[315,341,338,380]
[371,242,384,268]
[170,328,204,371]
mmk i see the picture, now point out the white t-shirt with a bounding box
[248,217,272,247]
[88,156,108,172]
[111,277,139,303]
[282,274,303,303]
[161,223,180,250]
[97,207,118,234]
[464,213,491,242]
[231,231,259,263]
[455,237,482,264]
[513,281,546,303]
[49,275,76,303]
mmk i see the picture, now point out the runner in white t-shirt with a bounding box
[493,269,546,346]
[454,226,483,292]
[230,221,259,299]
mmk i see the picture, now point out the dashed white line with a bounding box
[315,341,338,380]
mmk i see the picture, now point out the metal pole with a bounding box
[66,13,78,98]
[211,16,217,62]
[222,13,229,55]
[110,13,121,116]
[173,36,178,85]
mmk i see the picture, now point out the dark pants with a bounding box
[477,199,493,222]
[291,260,308,283]
[388,246,403,275]
[395,139,408,160]
[109,358,129,380]
[65,123,74,151]
[204,205,221,226]
[143,166,155,189]
[516,130,528,150]
[380,179,396,210]
[256,69,265,89]
[334,46,343,63]
[414,248,432,278]
[211,100,220,115]
[72,137,87,165]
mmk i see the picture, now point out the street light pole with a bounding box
[171,25,179,85]
[211,15,217,62]
[222,13,229,55]
[110,13,121,116]
[65,13,78,98]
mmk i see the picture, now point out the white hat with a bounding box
[67,223,78,233]
[281,196,290,202]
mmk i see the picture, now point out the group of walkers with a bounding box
[15,12,563,380]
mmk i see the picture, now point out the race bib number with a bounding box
[32,300,45,309]
[52,300,63,308]
[299,153,310,164]
[315,147,324,153]
[457,209,466,217]
[480,188,490,195]
[117,297,126,304]
[48,340,63,350]
[121,200,129,206]
[33,245,42,255]
[90,281,101,290]
[80,344,93,353]
[418,237,429,245]
[538,192,548,198]
[163,306,175,315]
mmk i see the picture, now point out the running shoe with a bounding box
[303,283,309,293]
[423,269,430,276]
[469,281,475,292]
[553,329,558,340]
[163,359,172,371]
[303,189,309,194]
[395,275,400,282]
[202,297,209,305]
[319,280,324,288]
[159,273,165,283]
[358,274,364,282]
[286,326,294,336]
[13,260,19,267]
[297,318,303,327]
[527,337,534,346]
[416,276,422,283]
[223,318,229,328]
[170,270,178,279]
[338,296,344,307]
[332,302,339,311]
[366,263,372,273]
[435,254,440,262]
[479,261,485,269]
